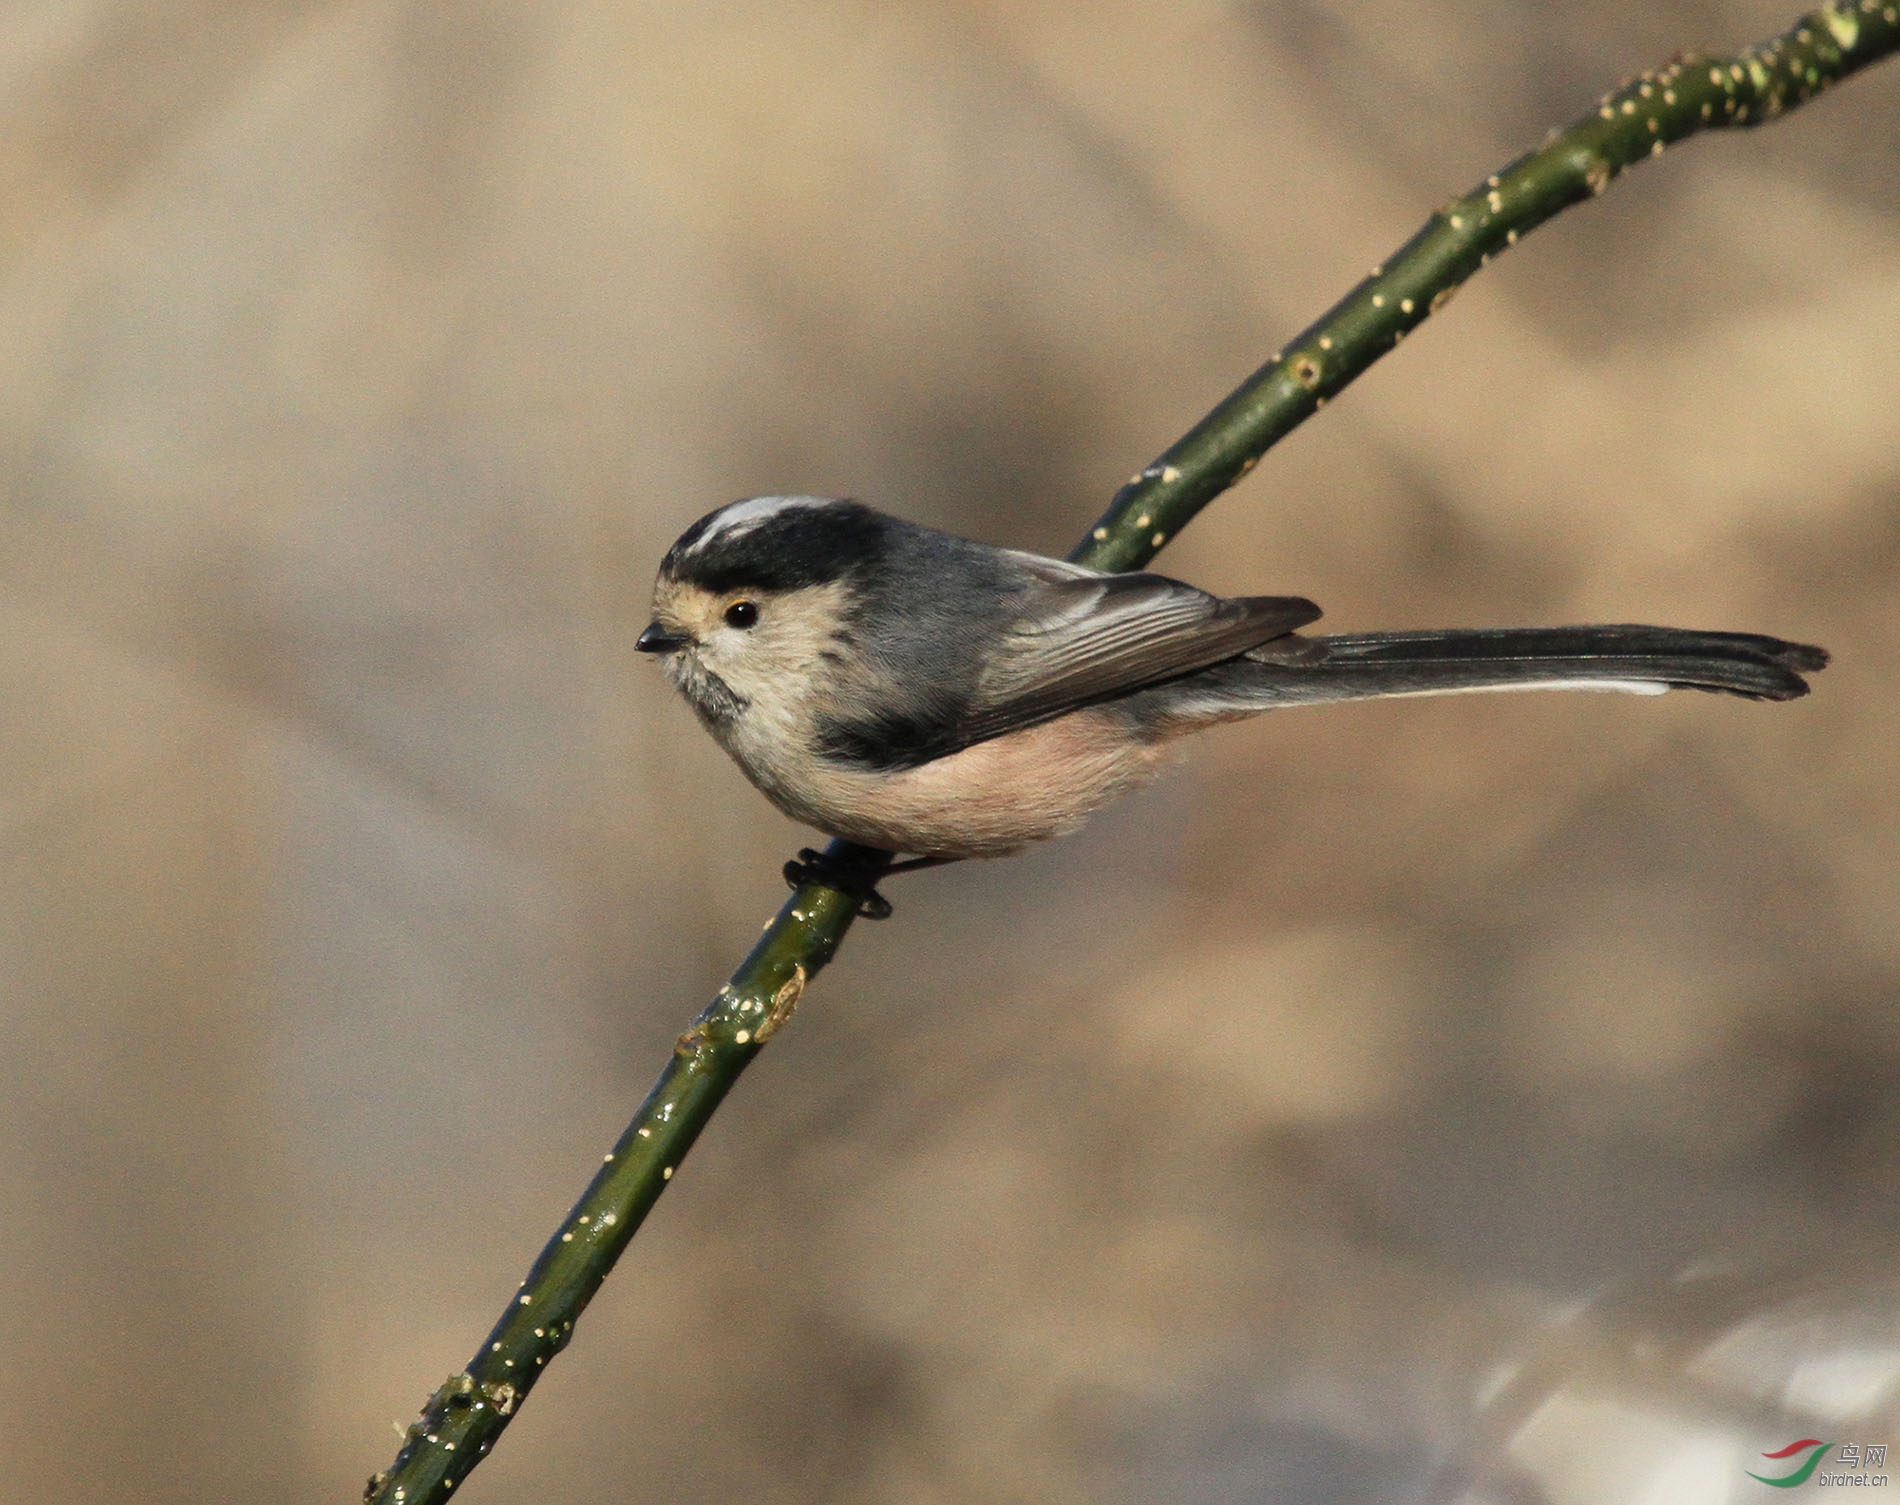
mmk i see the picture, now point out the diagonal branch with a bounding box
[366,7,1898,1501]
[1074,2,1900,574]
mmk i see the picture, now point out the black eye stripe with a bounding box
[724,600,759,629]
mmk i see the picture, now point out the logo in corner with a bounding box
[1748,1439,1831,1488]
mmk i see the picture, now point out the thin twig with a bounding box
[366,7,1898,1500]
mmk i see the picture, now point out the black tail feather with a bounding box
[1146,624,1829,717]
[1301,625,1826,700]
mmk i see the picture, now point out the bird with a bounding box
[637,495,1825,882]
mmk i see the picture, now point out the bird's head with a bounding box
[639,496,890,722]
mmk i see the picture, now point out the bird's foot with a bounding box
[783,847,896,920]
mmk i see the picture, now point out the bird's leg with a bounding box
[884,854,961,876]
[781,849,963,919]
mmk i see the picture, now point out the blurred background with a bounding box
[1,1,1896,1501]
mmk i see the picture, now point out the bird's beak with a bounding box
[637,622,690,654]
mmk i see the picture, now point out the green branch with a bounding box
[366,6,1897,1501]
[363,876,872,1504]
[1074,0,1900,573]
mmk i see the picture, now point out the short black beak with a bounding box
[636,622,690,654]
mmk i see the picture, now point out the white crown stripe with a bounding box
[685,495,846,554]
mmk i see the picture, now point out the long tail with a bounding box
[1152,625,1828,718]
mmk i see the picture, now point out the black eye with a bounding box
[723,600,759,629]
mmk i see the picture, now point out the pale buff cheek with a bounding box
[776,710,1181,858]
[651,577,852,790]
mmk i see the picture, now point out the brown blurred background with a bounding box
[1,2,1897,1502]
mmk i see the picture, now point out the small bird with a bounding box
[638,495,1826,868]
